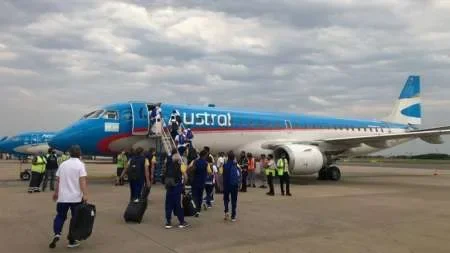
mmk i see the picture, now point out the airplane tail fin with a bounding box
[384,75,421,126]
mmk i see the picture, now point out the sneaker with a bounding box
[165,222,173,229]
[194,212,200,217]
[67,240,80,248]
[49,234,60,249]
[224,213,229,221]
[207,205,212,209]
[133,199,139,203]
[231,218,237,222]
[178,222,191,228]
[286,193,292,196]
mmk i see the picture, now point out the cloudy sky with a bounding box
[1,0,450,155]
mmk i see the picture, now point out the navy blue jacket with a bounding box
[192,158,208,187]
[223,160,239,189]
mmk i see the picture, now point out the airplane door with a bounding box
[285,120,293,135]
[130,103,150,136]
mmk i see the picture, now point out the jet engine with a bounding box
[273,144,327,175]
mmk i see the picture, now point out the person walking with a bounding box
[164,148,190,229]
[222,151,241,222]
[48,145,88,249]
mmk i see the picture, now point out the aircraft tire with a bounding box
[327,166,341,181]
[317,168,328,180]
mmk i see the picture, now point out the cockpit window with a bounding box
[103,111,119,120]
[82,110,104,119]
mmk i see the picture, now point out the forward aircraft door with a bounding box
[130,103,150,136]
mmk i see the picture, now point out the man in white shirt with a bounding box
[49,145,88,249]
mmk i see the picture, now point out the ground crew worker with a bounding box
[115,150,127,186]
[42,148,59,192]
[28,151,47,193]
[265,154,276,196]
[247,153,256,188]
[58,152,69,164]
[259,154,268,188]
[277,153,291,196]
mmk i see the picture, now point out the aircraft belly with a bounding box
[15,144,49,155]
[108,136,145,153]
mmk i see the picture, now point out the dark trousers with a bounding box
[53,202,81,240]
[240,170,248,192]
[129,179,144,200]
[116,167,124,185]
[280,172,290,194]
[205,184,214,206]
[28,171,44,191]
[192,185,205,213]
[165,183,184,224]
[223,185,238,218]
[42,169,56,191]
[267,174,274,194]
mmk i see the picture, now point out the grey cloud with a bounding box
[0,0,450,154]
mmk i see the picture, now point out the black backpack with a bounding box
[128,156,144,181]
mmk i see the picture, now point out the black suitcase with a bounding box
[124,200,148,223]
[69,202,96,241]
[182,191,197,217]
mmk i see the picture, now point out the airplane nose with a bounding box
[49,133,70,152]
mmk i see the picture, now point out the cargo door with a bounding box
[130,103,150,135]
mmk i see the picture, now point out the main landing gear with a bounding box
[317,165,341,181]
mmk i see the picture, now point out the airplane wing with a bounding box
[261,126,450,150]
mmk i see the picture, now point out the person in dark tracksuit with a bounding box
[223,151,240,222]
[42,148,59,192]
[121,147,150,202]
[238,151,248,192]
[189,150,210,217]
[164,148,190,229]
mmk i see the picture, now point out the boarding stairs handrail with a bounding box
[158,118,187,166]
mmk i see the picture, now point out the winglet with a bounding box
[384,75,421,126]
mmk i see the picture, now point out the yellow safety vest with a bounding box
[265,161,276,176]
[277,158,289,176]
[58,154,69,164]
[31,155,46,173]
[117,154,127,169]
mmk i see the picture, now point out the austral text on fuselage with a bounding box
[181,112,232,127]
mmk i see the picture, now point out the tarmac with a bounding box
[1,159,450,253]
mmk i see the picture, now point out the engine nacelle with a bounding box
[274,144,326,175]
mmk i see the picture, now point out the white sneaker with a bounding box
[67,240,80,248]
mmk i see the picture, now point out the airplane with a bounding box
[0,132,59,180]
[49,75,450,181]
[0,131,57,157]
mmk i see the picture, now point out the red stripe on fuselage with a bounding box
[97,133,132,154]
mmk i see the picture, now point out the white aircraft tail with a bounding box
[384,75,421,126]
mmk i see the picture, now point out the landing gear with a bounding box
[317,165,341,181]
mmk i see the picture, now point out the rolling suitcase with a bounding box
[124,200,148,223]
[182,191,197,217]
[68,202,96,241]
[123,187,150,223]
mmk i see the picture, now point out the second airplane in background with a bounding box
[49,76,450,181]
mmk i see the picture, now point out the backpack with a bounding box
[165,156,181,188]
[171,121,179,132]
[186,129,193,140]
[229,162,241,186]
[128,156,145,181]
